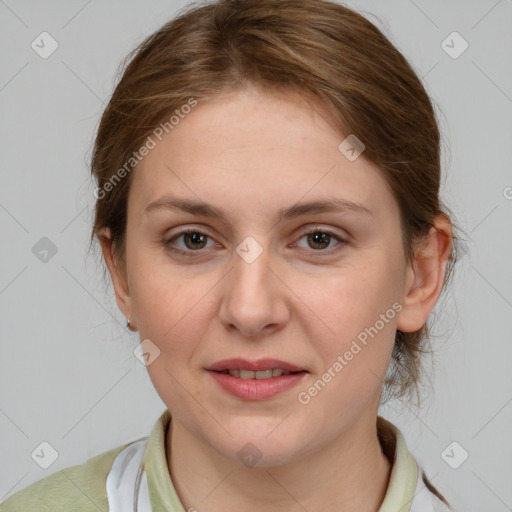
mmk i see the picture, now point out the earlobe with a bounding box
[98,227,133,320]
[396,215,453,333]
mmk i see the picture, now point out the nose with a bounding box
[218,239,291,339]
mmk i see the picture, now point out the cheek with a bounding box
[298,281,398,418]
[299,255,402,385]
[128,254,219,370]
[307,256,403,337]
[134,280,204,352]
[127,244,196,332]
[131,269,211,409]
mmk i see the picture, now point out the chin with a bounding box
[211,426,311,469]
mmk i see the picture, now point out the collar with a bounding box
[142,409,185,511]
[377,416,419,511]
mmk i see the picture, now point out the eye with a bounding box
[295,227,347,252]
[164,228,216,257]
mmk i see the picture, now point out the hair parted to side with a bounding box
[89,0,463,404]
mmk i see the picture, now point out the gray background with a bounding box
[1,0,511,510]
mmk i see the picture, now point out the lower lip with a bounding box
[206,370,307,400]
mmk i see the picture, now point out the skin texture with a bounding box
[100,84,452,511]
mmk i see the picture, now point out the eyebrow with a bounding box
[143,196,373,225]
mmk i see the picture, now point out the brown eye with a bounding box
[296,229,346,252]
[181,231,208,250]
[164,229,214,256]
[307,231,331,250]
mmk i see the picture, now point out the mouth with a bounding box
[205,357,307,374]
[205,358,308,400]
[214,368,305,379]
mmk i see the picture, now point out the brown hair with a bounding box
[89,0,462,405]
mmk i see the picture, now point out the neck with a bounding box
[166,412,393,512]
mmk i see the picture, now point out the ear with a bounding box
[98,227,134,324]
[396,214,453,332]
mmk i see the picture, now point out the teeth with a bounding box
[225,368,292,379]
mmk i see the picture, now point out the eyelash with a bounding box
[163,226,348,258]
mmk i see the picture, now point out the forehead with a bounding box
[129,86,397,221]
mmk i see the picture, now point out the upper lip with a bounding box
[205,358,306,372]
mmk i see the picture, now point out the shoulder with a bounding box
[0,441,133,512]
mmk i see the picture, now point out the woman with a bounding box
[1,0,460,510]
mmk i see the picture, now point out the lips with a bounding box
[205,358,308,400]
[206,365,306,401]
[205,358,306,373]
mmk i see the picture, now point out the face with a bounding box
[107,85,418,466]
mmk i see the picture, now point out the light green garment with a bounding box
[0,410,422,511]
